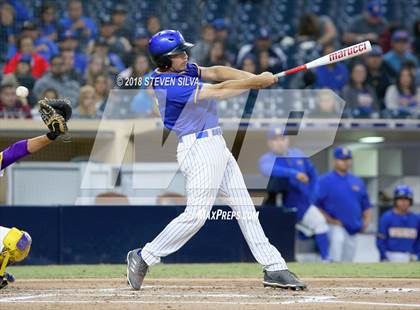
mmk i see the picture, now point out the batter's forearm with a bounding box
[211,66,256,81]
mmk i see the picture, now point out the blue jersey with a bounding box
[259,148,318,220]
[376,210,419,260]
[150,63,219,138]
[316,171,371,234]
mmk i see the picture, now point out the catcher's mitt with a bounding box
[38,98,72,140]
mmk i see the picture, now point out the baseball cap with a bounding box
[391,30,409,42]
[267,127,285,139]
[334,146,352,160]
[113,4,127,14]
[212,18,227,31]
[367,0,382,17]
[22,21,38,31]
[257,28,270,40]
[368,44,383,56]
[99,15,113,26]
[134,27,149,39]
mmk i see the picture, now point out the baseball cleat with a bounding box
[263,269,307,290]
[126,248,148,290]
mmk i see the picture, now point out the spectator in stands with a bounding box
[190,24,215,64]
[343,0,388,45]
[58,33,87,77]
[385,67,420,118]
[310,88,341,117]
[240,54,257,74]
[73,85,101,119]
[125,27,149,66]
[377,185,419,262]
[59,0,97,46]
[61,49,83,82]
[314,44,348,91]
[3,36,49,79]
[2,54,36,106]
[91,37,125,76]
[297,13,337,47]
[0,3,17,65]
[38,3,58,42]
[41,88,58,100]
[121,54,155,116]
[236,28,286,74]
[6,21,59,62]
[365,45,392,107]
[33,55,80,107]
[93,15,131,60]
[111,4,132,40]
[289,70,317,90]
[402,60,420,86]
[384,31,418,79]
[6,0,31,28]
[212,18,237,64]
[202,41,231,67]
[0,84,31,118]
[93,74,111,112]
[84,55,108,86]
[146,15,161,36]
[342,62,379,118]
[259,128,330,261]
[119,53,151,87]
[316,146,372,262]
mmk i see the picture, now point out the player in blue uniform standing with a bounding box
[316,146,372,262]
[377,185,419,262]
[259,129,330,261]
[126,30,307,290]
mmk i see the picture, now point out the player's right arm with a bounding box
[376,214,389,261]
[199,72,278,100]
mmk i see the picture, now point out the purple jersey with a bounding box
[150,63,219,138]
[0,140,30,176]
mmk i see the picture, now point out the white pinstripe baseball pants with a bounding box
[141,133,288,271]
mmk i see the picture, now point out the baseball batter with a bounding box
[0,99,71,289]
[127,30,306,290]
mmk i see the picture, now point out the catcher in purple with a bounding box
[0,98,71,289]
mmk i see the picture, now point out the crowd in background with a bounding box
[0,0,419,120]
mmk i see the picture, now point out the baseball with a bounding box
[16,86,29,98]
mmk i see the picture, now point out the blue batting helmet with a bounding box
[394,184,413,204]
[148,30,194,69]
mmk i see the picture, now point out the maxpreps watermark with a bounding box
[116,75,199,88]
[186,209,260,221]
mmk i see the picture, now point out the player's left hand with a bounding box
[39,98,72,141]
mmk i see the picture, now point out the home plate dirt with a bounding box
[0,278,419,310]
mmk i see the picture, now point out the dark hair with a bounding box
[0,83,14,93]
[298,13,320,38]
[16,35,33,50]
[413,20,420,37]
[42,88,59,98]
[50,54,63,63]
[396,67,416,95]
[349,62,368,87]
[41,3,55,15]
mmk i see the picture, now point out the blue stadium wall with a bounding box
[0,206,296,265]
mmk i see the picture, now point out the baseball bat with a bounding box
[275,41,372,78]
